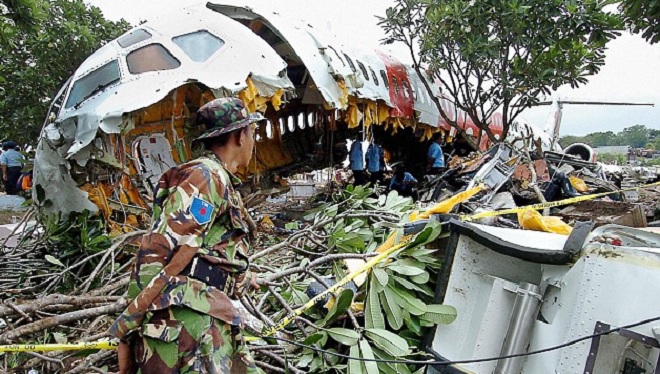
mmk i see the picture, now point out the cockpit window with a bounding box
[65,60,120,109]
[173,30,225,62]
[118,29,152,48]
[126,44,181,74]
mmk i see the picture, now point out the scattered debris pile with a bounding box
[2,141,660,373]
[0,185,456,373]
[416,142,657,233]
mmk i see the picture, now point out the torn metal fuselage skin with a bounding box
[34,2,503,229]
[428,221,660,374]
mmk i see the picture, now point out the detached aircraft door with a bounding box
[132,134,177,193]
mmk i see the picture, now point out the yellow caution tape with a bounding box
[463,180,660,221]
[4,180,659,352]
[0,336,260,353]
[0,340,119,353]
[262,236,415,337]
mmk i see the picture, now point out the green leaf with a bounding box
[392,275,434,296]
[365,280,385,329]
[372,268,389,292]
[359,339,379,374]
[395,258,425,269]
[297,353,314,368]
[322,288,354,325]
[365,328,410,357]
[372,347,412,374]
[348,344,362,374]
[421,304,458,325]
[405,221,442,249]
[403,313,422,335]
[303,332,327,347]
[410,271,430,284]
[386,264,425,276]
[381,287,404,330]
[327,327,360,346]
[390,286,427,316]
[45,254,64,267]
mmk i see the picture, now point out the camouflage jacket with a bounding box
[111,153,250,339]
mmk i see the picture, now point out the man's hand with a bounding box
[117,340,136,374]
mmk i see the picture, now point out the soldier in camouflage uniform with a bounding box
[110,98,263,374]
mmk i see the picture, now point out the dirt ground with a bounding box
[0,210,27,225]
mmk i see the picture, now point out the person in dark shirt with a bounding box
[389,164,419,201]
[453,135,474,157]
[1,141,25,195]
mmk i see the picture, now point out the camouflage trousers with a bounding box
[133,306,258,374]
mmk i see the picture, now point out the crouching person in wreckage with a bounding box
[110,98,262,374]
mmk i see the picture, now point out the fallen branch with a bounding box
[0,298,127,343]
[0,295,122,318]
[76,230,145,293]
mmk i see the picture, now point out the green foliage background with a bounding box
[619,0,660,44]
[380,0,622,141]
[559,124,659,149]
[0,0,130,145]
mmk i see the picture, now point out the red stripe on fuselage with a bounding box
[376,51,414,119]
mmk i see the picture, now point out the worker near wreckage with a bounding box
[110,98,261,374]
[427,132,446,174]
[366,137,385,185]
[349,133,366,185]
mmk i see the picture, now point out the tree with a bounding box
[617,124,649,148]
[380,0,622,144]
[559,135,586,147]
[619,0,660,44]
[0,0,129,145]
[585,131,616,147]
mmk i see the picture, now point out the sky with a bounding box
[86,0,660,136]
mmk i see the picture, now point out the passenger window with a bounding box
[173,30,225,62]
[380,70,389,89]
[126,44,180,74]
[369,67,379,86]
[392,76,400,94]
[298,112,305,129]
[266,120,273,139]
[279,118,286,135]
[118,29,152,48]
[357,61,369,81]
[307,112,314,128]
[343,53,356,72]
[287,116,295,132]
[65,60,120,109]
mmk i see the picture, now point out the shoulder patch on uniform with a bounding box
[190,197,214,225]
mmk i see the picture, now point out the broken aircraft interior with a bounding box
[34,2,511,231]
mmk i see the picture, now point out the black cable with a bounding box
[261,315,660,366]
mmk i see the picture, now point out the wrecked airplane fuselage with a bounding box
[34,3,503,228]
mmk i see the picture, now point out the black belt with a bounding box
[181,256,232,294]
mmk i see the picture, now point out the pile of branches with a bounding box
[1,185,456,373]
[0,208,143,372]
